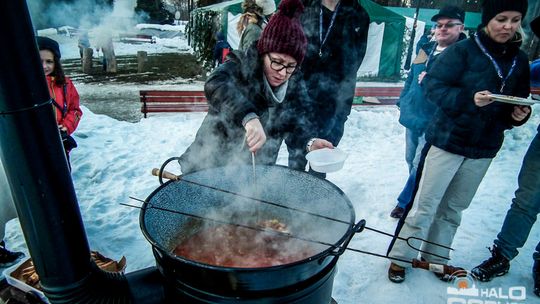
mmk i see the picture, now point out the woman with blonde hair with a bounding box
[388,0,531,283]
[237,0,275,50]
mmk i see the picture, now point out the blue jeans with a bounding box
[405,128,422,173]
[495,131,540,261]
[397,169,417,209]
[397,130,426,209]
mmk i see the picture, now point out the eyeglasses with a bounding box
[267,55,297,74]
[435,22,463,29]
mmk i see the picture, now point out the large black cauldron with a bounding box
[141,165,361,303]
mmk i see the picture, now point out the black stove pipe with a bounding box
[0,1,164,303]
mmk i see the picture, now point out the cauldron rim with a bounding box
[140,164,356,272]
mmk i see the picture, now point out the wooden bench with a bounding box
[140,87,403,117]
[140,90,209,118]
[354,86,402,105]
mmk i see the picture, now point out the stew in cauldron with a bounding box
[173,220,317,268]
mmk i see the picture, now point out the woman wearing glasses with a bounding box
[178,0,332,174]
[388,0,531,283]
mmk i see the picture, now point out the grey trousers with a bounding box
[389,146,492,267]
[0,160,17,241]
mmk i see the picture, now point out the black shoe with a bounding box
[471,246,510,282]
[0,240,24,268]
[388,262,406,283]
[390,206,405,219]
[533,260,540,297]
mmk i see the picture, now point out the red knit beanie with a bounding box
[257,0,306,64]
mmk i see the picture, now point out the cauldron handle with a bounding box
[154,157,182,184]
[328,219,366,257]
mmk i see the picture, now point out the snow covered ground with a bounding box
[3,26,540,303]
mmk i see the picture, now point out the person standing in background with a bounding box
[37,36,83,168]
[388,0,531,283]
[213,31,232,66]
[390,6,466,219]
[237,0,276,51]
[77,31,90,60]
[288,0,370,176]
[471,14,540,298]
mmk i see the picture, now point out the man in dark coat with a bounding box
[287,0,370,175]
[390,6,466,219]
[179,0,333,174]
[388,0,531,283]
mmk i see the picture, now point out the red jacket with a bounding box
[46,76,82,135]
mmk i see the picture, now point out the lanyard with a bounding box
[319,1,341,57]
[474,33,518,93]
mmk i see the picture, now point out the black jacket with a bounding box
[179,45,316,174]
[423,30,530,159]
[300,0,370,145]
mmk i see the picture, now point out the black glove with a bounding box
[60,130,78,151]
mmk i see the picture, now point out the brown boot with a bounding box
[388,262,406,283]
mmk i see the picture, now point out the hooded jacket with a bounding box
[423,30,530,159]
[178,44,316,174]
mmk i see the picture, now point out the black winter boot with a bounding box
[0,240,24,268]
[471,246,510,282]
[533,260,540,297]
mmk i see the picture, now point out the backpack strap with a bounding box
[52,84,68,118]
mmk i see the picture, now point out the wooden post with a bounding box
[102,37,117,73]
[137,51,148,73]
[103,49,116,73]
[82,48,93,74]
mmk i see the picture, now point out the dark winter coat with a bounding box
[178,45,316,174]
[398,34,466,133]
[213,40,231,65]
[397,42,437,133]
[299,0,370,145]
[423,30,531,159]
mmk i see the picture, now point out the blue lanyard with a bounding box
[319,2,341,57]
[474,33,518,93]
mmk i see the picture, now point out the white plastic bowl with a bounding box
[306,148,348,173]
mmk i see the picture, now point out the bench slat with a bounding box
[140,90,206,97]
[355,87,402,96]
[141,96,207,103]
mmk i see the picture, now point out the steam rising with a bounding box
[146,165,354,267]
[28,0,143,48]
